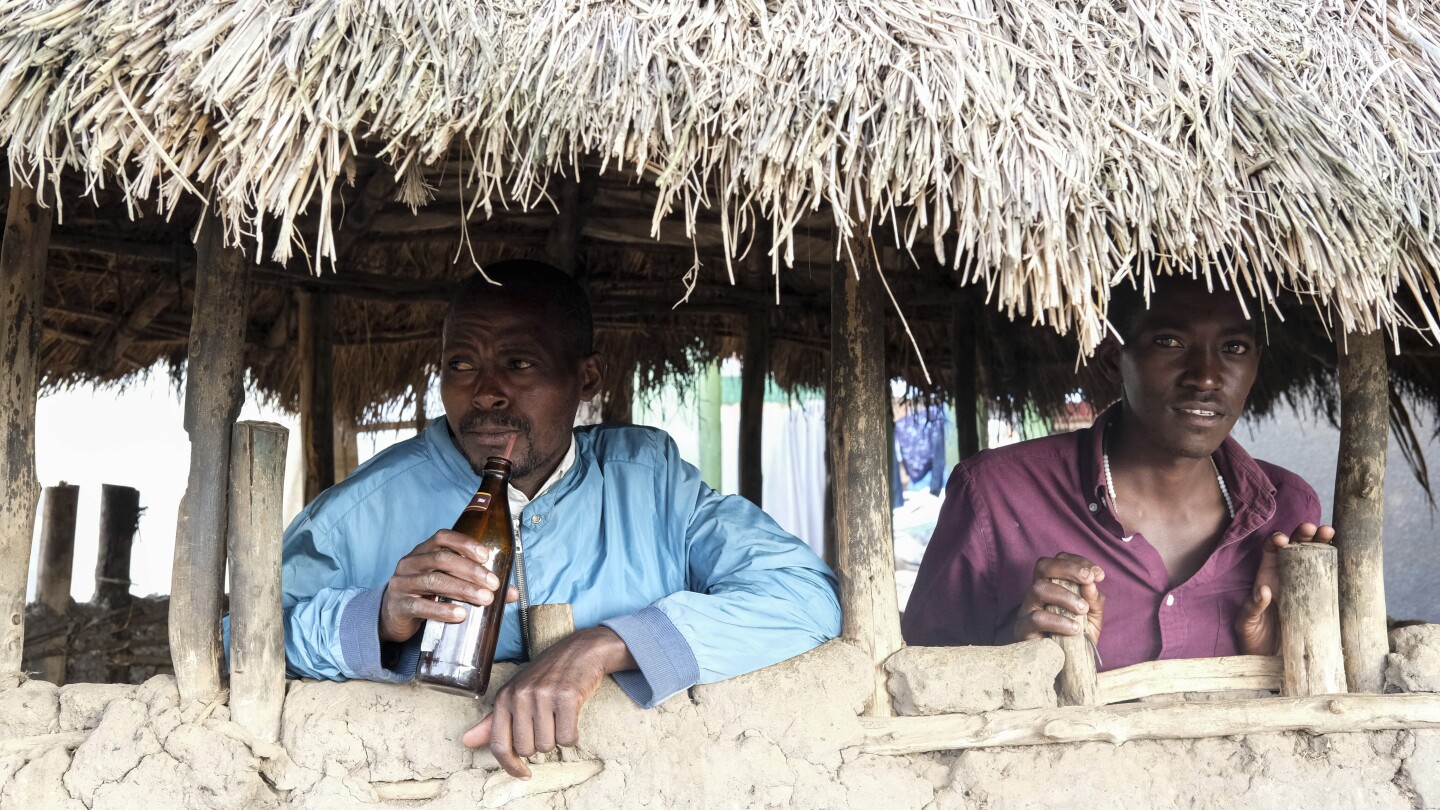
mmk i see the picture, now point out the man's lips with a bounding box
[464,429,518,444]
[1172,405,1226,420]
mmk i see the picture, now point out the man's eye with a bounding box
[1224,342,1252,355]
[1154,336,1182,348]
[447,359,475,372]
[508,359,535,370]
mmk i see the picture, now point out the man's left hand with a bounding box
[461,626,637,779]
[1234,522,1336,655]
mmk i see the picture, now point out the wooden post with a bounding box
[95,485,141,608]
[36,483,79,684]
[227,421,289,743]
[952,298,981,460]
[334,411,359,482]
[544,169,597,277]
[829,247,902,717]
[36,484,79,615]
[739,311,767,506]
[170,211,249,704]
[602,366,633,424]
[1047,579,1099,705]
[298,289,336,502]
[697,363,723,489]
[1277,543,1347,697]
[1334,330,1388,693]
[0,181,51,679]
[529,604,575,656]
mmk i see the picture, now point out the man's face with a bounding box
[440,293,602,494]
[1103,283,1261,459]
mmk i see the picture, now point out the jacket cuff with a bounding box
[340,587,420,682]
[600,606,700,708]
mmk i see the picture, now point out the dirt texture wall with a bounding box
[2,638,1438,809]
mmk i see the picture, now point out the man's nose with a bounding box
[470,372,509,409]
[1179,348,1223,391]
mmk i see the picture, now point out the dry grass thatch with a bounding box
[3,0,1440,354]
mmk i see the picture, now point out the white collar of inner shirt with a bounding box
[506,435,576,516]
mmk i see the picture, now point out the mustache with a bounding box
[460,411,532,436]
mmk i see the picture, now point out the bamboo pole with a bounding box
[299,290,336,502]
[95,485,141,608]
[0,181,51,679]
[170,211,250,704]
[529,604,575,656]
[829,246,902,717]
[859,693,1440,755]
[739,311,767,506]
[1333,330,1388,694]
[1046,579,1099,706]
[952,297,981,460]
[227,421,289,743]
[1277,543,1347,697]
[36,484,79,615]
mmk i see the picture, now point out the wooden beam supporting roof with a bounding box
[170,209,250,704]
[1334,330,1389,693]
[829,243,903,717]
[0,182,51,682]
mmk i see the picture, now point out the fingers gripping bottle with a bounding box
[415,455,514,696]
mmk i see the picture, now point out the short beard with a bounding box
[459,411,533,477]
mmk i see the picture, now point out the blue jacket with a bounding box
[277,419,841,707]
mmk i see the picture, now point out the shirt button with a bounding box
[1165,594,1176,607]
[1088,503,1098,513]
[531,515,542,524]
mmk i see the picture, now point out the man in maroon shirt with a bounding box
[903,276,1332,670]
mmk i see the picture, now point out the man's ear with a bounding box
[1096,337,1123,386]
[578,353,605,401]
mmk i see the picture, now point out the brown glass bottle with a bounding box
[415,456,514,696]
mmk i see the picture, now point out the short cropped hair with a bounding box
[445,260,594,360]
[1107,274,1260,344]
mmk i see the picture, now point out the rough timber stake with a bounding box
[299,289,336,503]
[0,181,51,680]
[1047,579,1099,705]
[952,297,981,460]
[170,211,249,704]
[35,483,78,684]
[529,604,575,656]
[739,310,767,506]
[36,484,79,616]
[1333,330,1388,693]
[829,245,902,716]
[96,484,141,608]
[228,421,289,743]
[1277,543,1347,696]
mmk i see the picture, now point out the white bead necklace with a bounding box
[1102,442,1235,520]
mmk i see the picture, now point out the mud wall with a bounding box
[3,632,1438,809]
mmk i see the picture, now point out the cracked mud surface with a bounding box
[1,640,1437,808]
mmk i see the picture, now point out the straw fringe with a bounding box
[3,0,1439,350]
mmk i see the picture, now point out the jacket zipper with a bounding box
[512,515,532,659]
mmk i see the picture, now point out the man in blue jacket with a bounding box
[279,260,841,779]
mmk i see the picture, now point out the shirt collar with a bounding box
[508,434,576,514]
[1083,402,1277,522]
[425,418,579,508]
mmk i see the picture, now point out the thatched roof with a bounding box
[4,0,1440,430]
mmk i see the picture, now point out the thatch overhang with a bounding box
[3,0,1440,424]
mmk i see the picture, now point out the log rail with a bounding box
[860,693,1440,756]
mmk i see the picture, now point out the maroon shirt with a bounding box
[902,406,1321,670]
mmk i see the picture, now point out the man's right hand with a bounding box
[379,529,519,643]
[1011,552,1106,642]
